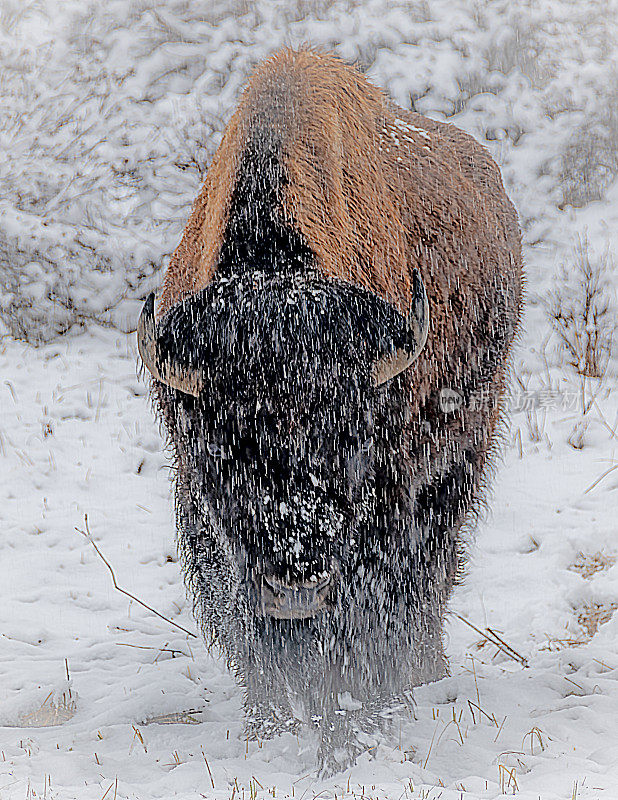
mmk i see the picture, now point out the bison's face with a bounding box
[178,347,374,619]
[139,270,428,620]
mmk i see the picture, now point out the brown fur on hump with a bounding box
[160,45,521,301]
[158,101,242,314]
[160,47,412,314]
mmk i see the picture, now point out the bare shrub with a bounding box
[545,236,616,449]
[560,100,618,208]
[546,236,616,379]
[514,373,547,443]
[2,0,617,342]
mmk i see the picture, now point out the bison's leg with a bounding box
[414,448,478,582]
[315,690,415,776]
[357,447,481,694]
[306,450,481,766]
[175,491,236,643]
[176,492,301,737]
[243,667,301,741]
[317,712,373,776]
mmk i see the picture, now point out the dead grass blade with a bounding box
[76,514,197,639]
[452,613,528,667]
[584,462,618,494]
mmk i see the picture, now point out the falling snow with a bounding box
[1,2,618,799]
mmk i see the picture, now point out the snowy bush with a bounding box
[1,0,617,341]
[547,236,617,380]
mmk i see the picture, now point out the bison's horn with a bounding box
[137,293,204,397]
[371,269,429,387]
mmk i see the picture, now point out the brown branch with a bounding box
[452,612,528,667]
[584,463,618,495]
[486,627,528,664]
[76,514,197,639]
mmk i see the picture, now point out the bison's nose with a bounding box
[258,573,332,619]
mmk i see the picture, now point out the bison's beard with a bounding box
[176,491,447,772]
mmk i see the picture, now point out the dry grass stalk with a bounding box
[514,375,546,443]
[494,716,507,743]
[467,699,498,727]
[99,778,118,800]
[584,462,618,494]
[578,602,618,637]
[76,514,197,639]
[570,551,616,579]
[539,637,587,652]
[453,612,528,667]
[563,676,585,694]
[201,747,216,789]
[19,689,76,728]
[522,726,545,755]
[498,763,519,794]
[143,710,205,725]
[130,725,147,754]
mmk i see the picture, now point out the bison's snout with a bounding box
[257,572,332,619]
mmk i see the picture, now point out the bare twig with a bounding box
[116,643,188,657]
[486,627,527,664]
[76,514,197,639]
[452,612,528,667]
[583,463,618,494]
[592,400,618,441]
[423,717,442,768]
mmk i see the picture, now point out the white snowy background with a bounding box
[1,1,617,798]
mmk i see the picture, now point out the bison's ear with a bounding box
[371,269,429,386]
[137,292,204,397]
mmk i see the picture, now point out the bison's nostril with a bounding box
[258,572,332,619]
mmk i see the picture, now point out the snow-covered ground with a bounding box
[2,1,618,798]
[0,317,616,799]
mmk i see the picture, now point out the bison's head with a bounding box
[138,269,428,621]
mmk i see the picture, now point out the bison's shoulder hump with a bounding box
[160,48,521,321]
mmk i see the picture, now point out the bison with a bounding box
[137,48,523,771]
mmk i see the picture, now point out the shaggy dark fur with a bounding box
[155,268,449,769]
[144,48,523,773]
